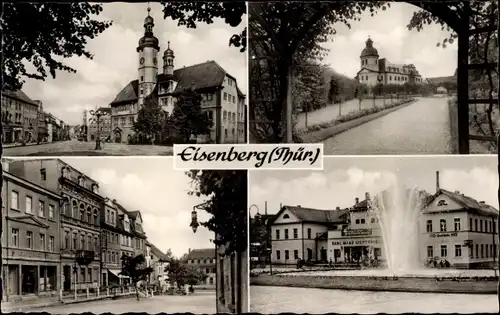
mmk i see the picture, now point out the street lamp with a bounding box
[190,201,210,233]
[89,108,109,150]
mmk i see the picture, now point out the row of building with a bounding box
[80,7,247,145]
[260,171,498,269]
[1,158,169,302]
[1,90,69,144]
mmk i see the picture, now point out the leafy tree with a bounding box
[186,170,247,255]
[355,83,369,110]
[161,2,246,52]
[133,93,164,144]
[119,254,153,301]
[185,265,208,286]
[170,88,213,143]
[165,258,187,289]
[2,3,112,91]
[328,76,341,104]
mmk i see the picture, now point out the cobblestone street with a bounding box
[250,286,497,314]
[22,291,216,314]
[3,139,173,156]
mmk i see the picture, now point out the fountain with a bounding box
[370,184,427,276]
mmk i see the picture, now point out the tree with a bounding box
[2,3,112,91]
[186,170,247,255]
[165,258,187,289]
[355,83,369,110]
[133,93,164,144]
[161,2,246,52]
[119,254,153,301]
[170,88,213,143]
[184,265,207,287]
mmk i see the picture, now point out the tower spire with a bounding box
[147,2,151,16]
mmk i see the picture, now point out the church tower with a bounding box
[163,41,175,76]
[360,37,379,72]
[137,5,159,106]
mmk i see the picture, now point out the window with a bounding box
[65,231,70,249]
[11,191,19,209]
[480,220,483,232]
[293,250,299,260]
[283,214,289,219]
[276,250,280,260]
[486,244,489,258]
[307,228,312,239]
[40,234,46,251]
[455,245,461,257]
[360,218,366,224]
[427,246,433,257]
[355,219,360,224]
[475,219,478,231]
[476,244,479,258]
[87,209,91,224]
[49,205,54,219]
[78,176,84,186]
[275,230,280,240]
[26,196,33,214]
[284,250,290,260]
[440,219,447,232]
[470,218,473,231]
[73,233,77,249]
[481,244,484,258]
[40,168,46,181]
[88,235,92,251]
[223,92,227,101]
[454,218,461,231]
[49,236,54,251]
[440,245,447,257]
[12,228,19,247]
[39,200,45,217]
[437,200,447,206]
[141,76,144,82]
[80,235,85,250]
[293,228,298,239]
[27,231,33,249]
[426,220,432,232]
[284,229,289,239]
[94,237,98,252]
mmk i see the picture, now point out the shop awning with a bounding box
[108,269,130,279]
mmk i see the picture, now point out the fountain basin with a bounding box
[250,270,498,294]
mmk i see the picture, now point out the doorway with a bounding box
[63,265,71,291]
[21,266,37,295]
[320,247,327,262]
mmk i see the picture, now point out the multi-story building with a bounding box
[127,211,147,258]
[87,107,112,142]
[1,89,39,144]
[419,172,499,268]
[34,100,48,143]
[2,162,63,302]
[100,197,123,286]
[108,7,246,144]
[7,159,104,292]
[147,242,169,283]
[357,37,424,87]
[185,248,216,287]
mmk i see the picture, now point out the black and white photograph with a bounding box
[249,1,498,154]
[249,155,498,313]
[1,158,248,313]
[2,2,247,157]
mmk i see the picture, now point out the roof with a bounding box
[97,107,112,114]
[112,200,147,238]
[185,248,216,260]
[426,76,455,85]
[110,61,244,105]
[150,243,170,262]
[360,38,379,57]
[423,189,498,217]
[273,205,349,224]
[2,89,38,106]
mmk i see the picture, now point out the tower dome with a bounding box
[164,41,174,57]
[360,37,379,57]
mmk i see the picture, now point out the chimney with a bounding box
[297,205,301,208]
[355,197,359,205]
[112,199,117,203]
[265,201,268,215]
[336,207,340,210]
[436,171,440,192]
[280,203,283,209]
[480,201,485,204]
[365,192,370,200]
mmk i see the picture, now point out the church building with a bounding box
[356,37,424,87]
[109,7,246,144]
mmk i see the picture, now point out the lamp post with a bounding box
[89,108,109,150]
[190,201,210,233]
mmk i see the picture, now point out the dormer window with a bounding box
[91,184,99,194]
[283,214,290,219]
[78,176,84,186]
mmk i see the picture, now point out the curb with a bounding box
[302,99,417,143]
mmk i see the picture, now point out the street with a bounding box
[250,286,497,314]
[3,139,173,156]
[323,96,453,155]
[23,291,216,314]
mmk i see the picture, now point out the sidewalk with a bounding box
[1,291,138,313]
[2,142,43,148]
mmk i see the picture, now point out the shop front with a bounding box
[329,238,383,263]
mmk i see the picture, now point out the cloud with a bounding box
[21,2,246,125]
[440,167,498,206]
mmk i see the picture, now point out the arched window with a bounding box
[78,176,84,186]
[94,209,98,226]
[283,214,290,219]
[72,200,78,218]
[87,207,92,224]
[437,200,448,206]
[79,204,85,221]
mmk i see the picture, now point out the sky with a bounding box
[322,2,457,79]
[62,157,214,258]
[21,2,247,126]
[249,156,498,217]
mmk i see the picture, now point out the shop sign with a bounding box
[331,238,380,246]
[430,232,458,238]
[342,228,372,237]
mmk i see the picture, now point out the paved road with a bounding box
[23,291,216,314]
[297,98,394,130]
[3,140,173,156]
[323,97,453,155]
[250,286,497,314]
